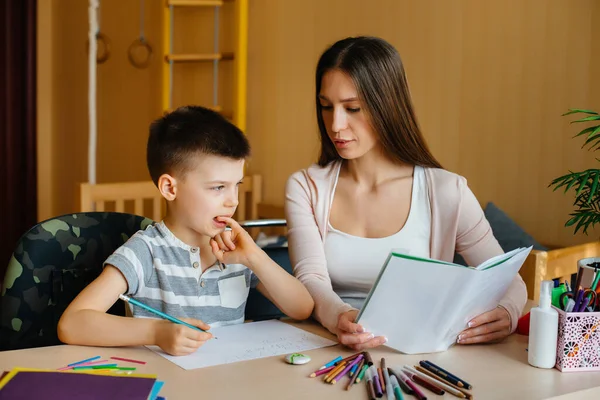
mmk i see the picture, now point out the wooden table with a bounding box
[1,319,599,400]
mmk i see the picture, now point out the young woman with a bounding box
[285,36,526,350]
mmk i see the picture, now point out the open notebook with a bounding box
[356,246,532,354]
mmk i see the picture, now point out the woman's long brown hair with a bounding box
[316,36,442,169]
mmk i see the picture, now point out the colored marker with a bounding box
[397,369,427,400]
[390,375,404,400]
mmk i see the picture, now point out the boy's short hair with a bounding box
[147,106,251,185]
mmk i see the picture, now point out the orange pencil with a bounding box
[332,355,363,385]
[324,361,346,383]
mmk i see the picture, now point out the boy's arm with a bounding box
[58,266,211,355]
[211,217,314,320]
[57,265,161,347]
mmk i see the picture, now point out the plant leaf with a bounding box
[582,131,600,147]
[550,173,573,185]
[558,109,600,235]
[587,171,600,204]
[565,172,581,192]
[587,126,600,138]
[582,214,598,235]
[571,115,600,123]
[575,189,591,206]
[574,212,592,234]
[549,172,578,191]
[565,214,582,227]
[575,171,591,197]
[574,126,599,138]
[584,139,600,152]
[563,109,599,116]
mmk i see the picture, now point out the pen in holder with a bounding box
[554,306,600,372]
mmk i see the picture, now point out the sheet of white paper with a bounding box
[475,247,523,270]
[356,247,532,354]
[147,320,337,370]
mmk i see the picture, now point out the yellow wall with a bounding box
[246,0,600,247]
[39,0,600,247]
[37,0,233,218]
[38,0,163,219]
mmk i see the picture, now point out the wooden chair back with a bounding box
[79,181,164,221]
[78,174,263,223]
[521,241,600,301]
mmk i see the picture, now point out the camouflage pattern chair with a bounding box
[0,212,152,350]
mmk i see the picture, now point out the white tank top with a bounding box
[324,165,431,308]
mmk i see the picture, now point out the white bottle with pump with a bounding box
[528,280,559,368]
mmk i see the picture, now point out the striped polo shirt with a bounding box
[105,221,259,328]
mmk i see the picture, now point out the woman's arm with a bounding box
[285,172,354,333]
[455,179,527,342]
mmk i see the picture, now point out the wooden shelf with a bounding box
[161,0,246,129]
[165,52,234,62]
[167,0,230,7]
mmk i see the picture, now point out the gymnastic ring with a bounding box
[86,32,111,64]
[128,38,153,69]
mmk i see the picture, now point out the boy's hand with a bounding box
[210,216,259,266]
[155,318,212,356]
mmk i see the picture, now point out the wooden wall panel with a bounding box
[246,0,600,247]
[38,0,600,247]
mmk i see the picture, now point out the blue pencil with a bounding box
[119,294,206,332]
[319,356,343,370]
[68,355,101,367]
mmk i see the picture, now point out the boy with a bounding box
[58,106,314,356]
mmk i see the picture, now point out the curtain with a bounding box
[0,0,37,282]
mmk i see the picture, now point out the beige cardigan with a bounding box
[285,161,527,334]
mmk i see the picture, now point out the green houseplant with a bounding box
[550,109,600,234]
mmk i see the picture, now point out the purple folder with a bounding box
[0,371,156,400]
